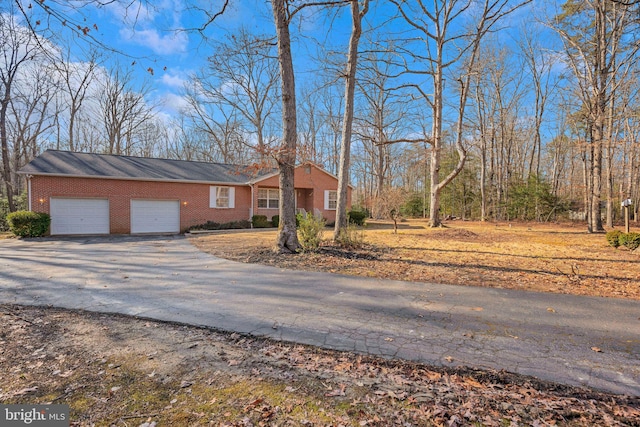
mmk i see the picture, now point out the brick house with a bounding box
[19,150,351,235]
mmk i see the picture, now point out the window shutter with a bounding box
[324,190,330,210]
[229,187,235,209]
[209,186,217,208]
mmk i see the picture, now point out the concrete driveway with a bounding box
[0,235,638,396]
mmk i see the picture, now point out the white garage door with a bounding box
[130,200,180,234]
[50,198,110,235]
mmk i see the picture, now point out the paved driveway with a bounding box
[0,235,638,396]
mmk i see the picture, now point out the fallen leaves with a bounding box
[13,386,38,397]
[2,305,639,426]
[325,384,346,397]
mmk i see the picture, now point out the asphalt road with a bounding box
[0,235,638,396]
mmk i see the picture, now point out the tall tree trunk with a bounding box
[589,0,606,233]
[480,137,487,222]
[605,73,616,228]
[582,139,591,226]
[0,95,14,212]
[429,54,444,227]
[272,0,300,253]
[334,0,368,240]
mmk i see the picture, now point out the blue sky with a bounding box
[15,0,281,117]
[17,0,366,119]
[14,0,548,130]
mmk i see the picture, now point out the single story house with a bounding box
[18,150,351,235]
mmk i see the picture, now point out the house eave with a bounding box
[250,162,355,188]
[18,171,251,187]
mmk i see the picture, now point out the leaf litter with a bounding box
[1,304,638,426]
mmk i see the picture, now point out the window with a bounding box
[258,188,279,209]
[210,186,235,208]
[324,190,337,210]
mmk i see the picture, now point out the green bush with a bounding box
[297,212,325,251]
[606,230,624,248]
[271,215,279,228]
[252,215,271,228]
[348,209,367,226]
[189,220,251,231]
[619,232,640,251]
[1,195,28,232]
[7,211,50,237]
[401,193,424,217]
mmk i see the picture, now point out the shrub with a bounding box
[7,211,50,237]
[220,220,252,230]
[189,220,251,231]
[348,209,367,226]
[1,195,28,232]
[620,232,640,251]
[335,224,365,249]
[606,230,623,248]
[271,215,279,228]
[252,215,271,228]
[297,212,325,251]
[401,193,424,217]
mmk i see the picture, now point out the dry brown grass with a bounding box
[190,220,640,300]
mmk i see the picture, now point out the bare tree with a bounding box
[469,40,531,221]
[352,49,417,212]
[99,67,154,155]
[272,0,301,253]
[334,0,369,240]
[8,63,57,183]
[520,30,558,178]
[192,28,280,159]
[553,0,639,232]
[0,10,41,211]
[54,48,100,151]
[391,0,531,227]
[183,82,251,163]
[372,186,407,233]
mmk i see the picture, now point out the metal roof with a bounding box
[19,150,269,184]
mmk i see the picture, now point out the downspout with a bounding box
[26,175,32,211]
[249,183,255,227]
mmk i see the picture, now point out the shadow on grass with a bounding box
[380,255,636,284]
[391,245,640,265]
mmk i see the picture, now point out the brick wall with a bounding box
[254,164,351,223]
[30,176,252,234]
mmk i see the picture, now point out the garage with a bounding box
[130,200,180,234]
[50,198,110,235]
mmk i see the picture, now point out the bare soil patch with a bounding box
[2,305,638,426]
[191,221,640,300]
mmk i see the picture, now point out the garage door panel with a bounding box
[50,198,110,235]
[131,200,180,234]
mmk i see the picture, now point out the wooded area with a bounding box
[1,0,639,237]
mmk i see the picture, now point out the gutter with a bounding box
[16,171,252,187]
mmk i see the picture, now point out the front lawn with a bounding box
[191,220,640,299]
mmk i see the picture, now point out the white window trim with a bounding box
[324,190,337,210]
[209,186,235,209]
[258,188,279,209]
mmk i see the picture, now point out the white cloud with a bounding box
[119,27,188,55]
[104,0,158,27]
[161,92,191,114]
[161,72,188,88]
